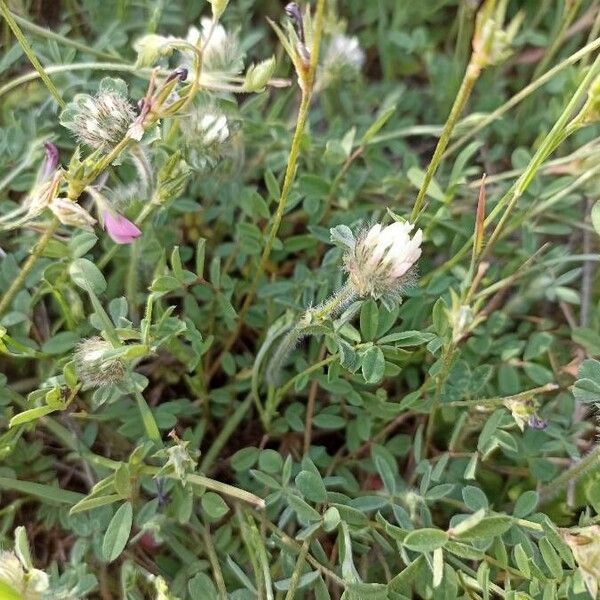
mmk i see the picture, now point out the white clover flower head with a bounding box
[324,34,365,72]
[344,220,422,302]
[186,18,244,77]
[317,34,364,90]
[74,337,125,388]
[183,105,232,170]
[0,551,49,600]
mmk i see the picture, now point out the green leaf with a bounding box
[201,492,230,520]
[524,332,553,360]
[513,544,531,577]
[274,571,320,592]
[572,327,600,356]
[69,258,107,294]
[361,346,385,384]
[539,536,563,579]
[9,405,56,428]
[513,491,538,518]
[70,493,121,514]
[360,300,379,342]
[41,331,79,354]
[362,104,396,144]
[407,166,445,201]
[102,501,133,562]
[453,515,512,541]
[0,477,83,505]
[295,470,327,503]
[378,330,436,345]
[14,526,32,569]
[113,464,131,498]
[403,528,449,552]
[462,486,488,511]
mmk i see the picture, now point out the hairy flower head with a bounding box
[343,221,422,302]
[60,78,135,152]
[182,104,232,170]
[186,18,244,77]
[75,337,125,387]
[318,34,364,90]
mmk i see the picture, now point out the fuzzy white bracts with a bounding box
[74,337,125,387]
[59,78,135,152]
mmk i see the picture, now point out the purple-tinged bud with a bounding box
[528,415,547,430]
[166,67,188,83]
[41,142,59,180]
[285,2,305,42]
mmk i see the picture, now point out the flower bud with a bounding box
[317,34,364,90]
[75,337,125,387]
[578,75,600,124]
[243,56,276,92]
[503,398,545,431]
[40,142,59,181]
[60,78,135,152]
[0,551,49,600]
[133,34,175,67]
[50,198,97,231]
[343,220,422,304]
[472,0,523,70]
[208,0,229,19]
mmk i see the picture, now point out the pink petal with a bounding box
[103,211,142,244]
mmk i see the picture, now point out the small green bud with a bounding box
[133,34,175,68]
[579,75,600,124]
[208,0,229,19]
[243,56,276,92]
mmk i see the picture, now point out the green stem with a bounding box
[424,344,454,455]
[208,0,327,379]
[532,0,582,80]
[9,11,123,61]
[410,59,480,221]
[538,444,600,503]
[284,538,311,600]
[424,52,600,285]
[257,513,345,588]
[159,469,265,509]
[201,522,228,599]
[444,34,600,157]
[0,1,65,108]
[0,62,152,99]
[238,88,312,314]
[0,219,59,317]
[200,394,253,474]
